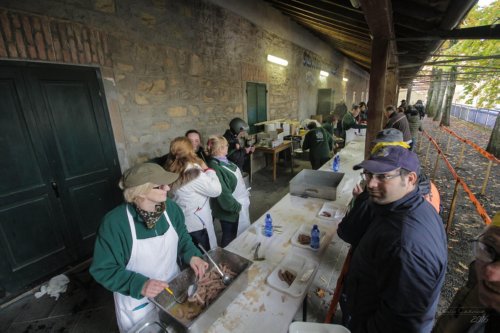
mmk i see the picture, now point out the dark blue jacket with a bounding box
[341,187,447,333]
[337,173,433,248]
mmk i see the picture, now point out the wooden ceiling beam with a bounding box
[280,8,371,38]
[268,1,368,32]
[296,17,371,44]
[266,0,366,26]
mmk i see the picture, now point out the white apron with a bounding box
[194,198,217,250]
[222,165,251,236]
[114,207,181,332]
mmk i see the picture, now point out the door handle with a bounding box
[50,180,60,198]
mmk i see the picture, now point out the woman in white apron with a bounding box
[165,137,222,250]
[206,136,251,247]
[89,163,208,332]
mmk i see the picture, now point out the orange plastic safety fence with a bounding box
[422,130,492,225]
[440,125,500,163]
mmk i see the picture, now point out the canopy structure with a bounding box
[263,0,499,87]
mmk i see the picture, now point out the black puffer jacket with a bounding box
[340,188,447,333]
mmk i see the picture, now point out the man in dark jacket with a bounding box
[340,146,447,333]
[338,129,439,249]
[302,121,333,170]
[415,100,426,119]
[384,105,412,143]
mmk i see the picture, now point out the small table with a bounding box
[255,140,294,182]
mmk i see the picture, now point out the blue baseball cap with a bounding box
[353,146,420,173]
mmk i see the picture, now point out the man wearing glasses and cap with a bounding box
[433,213,500,332]
[340,146,447,333]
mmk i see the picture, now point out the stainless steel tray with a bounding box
[150,247,252,333]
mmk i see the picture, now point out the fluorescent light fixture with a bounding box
[343,77,349,82]
[267,54,288,66]
[320,70,329,77]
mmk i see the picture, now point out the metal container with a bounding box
[150,247,252,333]
[290,169,344,201]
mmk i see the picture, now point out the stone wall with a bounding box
[0,0,369,168]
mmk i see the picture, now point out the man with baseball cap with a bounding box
[340,146,447,332]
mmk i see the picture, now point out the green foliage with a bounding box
[431,2,499,108]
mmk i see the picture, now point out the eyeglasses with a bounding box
[153,185,167,190]
[472,237,500,264]
[360,170,401,182]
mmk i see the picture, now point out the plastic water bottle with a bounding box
[264,213,273,237]
[310,225,320,249]
[332,153,340,172]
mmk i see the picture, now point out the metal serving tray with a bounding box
[150,247,252,333]
[290,169,344,201]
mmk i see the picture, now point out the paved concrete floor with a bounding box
[0,156,312,333]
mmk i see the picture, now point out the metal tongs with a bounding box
[199,244,232,285]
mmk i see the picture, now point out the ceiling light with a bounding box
[267,54,288,66]
[343,77,349,82]
[349,0,361,8]
[320,70,329,77]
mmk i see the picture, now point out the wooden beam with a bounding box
[365,37,390,158]
[358,0,394,39]
[395,25,500,41]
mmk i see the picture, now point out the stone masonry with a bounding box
[0,0,369,168]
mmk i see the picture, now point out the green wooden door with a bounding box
[247,82,267,133]
[0,62,122,296]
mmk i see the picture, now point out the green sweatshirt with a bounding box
[302,127,333,160]
[89,199,201,299]
[207,158,242,222]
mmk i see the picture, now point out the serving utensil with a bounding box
[165,286,187,304]
[253,242,265,261]
[198,244,232,285]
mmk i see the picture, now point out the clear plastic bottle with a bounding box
[333,153,340,172]
[264,213,273,237]
[310,224,320,249]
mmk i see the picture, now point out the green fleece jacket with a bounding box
[89,199,201,299]
[302,127,333,160]
[207,158,242,223]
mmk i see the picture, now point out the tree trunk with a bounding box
[486,114,500,158]
[440,67,457,127]
[433,73,448,121]
[427,68,442,117]
[406,84,412,104]
[425,68,437,113]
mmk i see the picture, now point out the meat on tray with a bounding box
[297,234,311,245]
[278,269,296,286]
[187,263,236,307]
[320,211,331,217]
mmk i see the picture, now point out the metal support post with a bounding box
[445,135,452,155]
[457,142,466,168]
[432,153,440,181]
[424,139,432,167]
[446,180,461,234]
[480,160,493,195]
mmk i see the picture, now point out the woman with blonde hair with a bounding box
[207,135,250,247]
[165,137,221,250]
[90,163,208,332]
